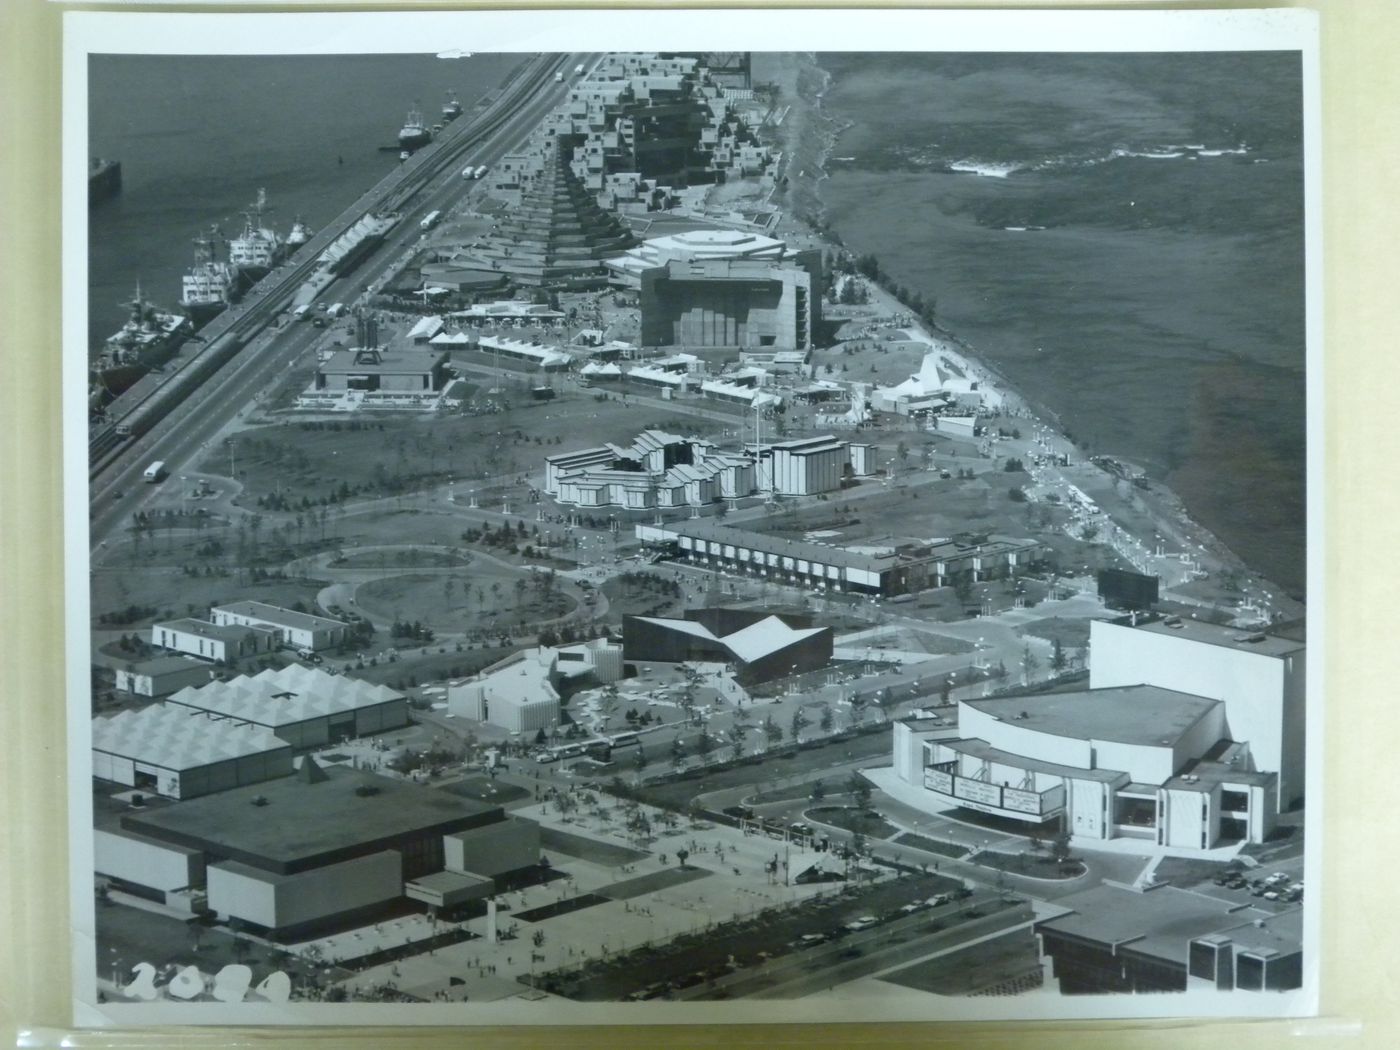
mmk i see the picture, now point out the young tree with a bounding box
[810,777,826,802]
[847,772,873,810]
[1020,644,1041,684]
[819,703,834,733]
[762,716,783,745]
[1051,638,1067,672]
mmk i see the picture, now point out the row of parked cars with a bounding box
[1213,868,1304,903]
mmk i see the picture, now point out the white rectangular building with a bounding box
[151,618,279,663]
[91,703,294,800]
[167,664,409,749]
[1090,618,1306,810]
[448,650,561,734]
[113,655,213,698]
[210,601,349,652]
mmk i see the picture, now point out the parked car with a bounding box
[845,915,879,932]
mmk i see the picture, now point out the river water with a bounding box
[813,52,1307,598]
[87,52,523,349]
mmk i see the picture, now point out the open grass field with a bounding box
[334,547,472,569]
[207,395,734,507]
[355,571,577,634]
[91,568,329,629]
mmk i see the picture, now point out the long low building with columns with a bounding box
[635,519,1044,597]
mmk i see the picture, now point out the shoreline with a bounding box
[775,53,1301,616]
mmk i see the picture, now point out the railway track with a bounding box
[88,52,574,483]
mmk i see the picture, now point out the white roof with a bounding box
[92,704,288,771]
[580,361,622,376]
[429,331,473,345]
[627,365,685,386]
[477,336,571,367]
[606,229,789,279]
[407,315,445,340]
[167,665,403,728]
[633,615,825,663]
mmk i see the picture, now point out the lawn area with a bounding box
[596,866,712,900]
[354,570,576,634]
[539,827,649,867]
[807,806,900,841]
[880,928,1042,996]
[893,832,970,860]
[976,849,1085,881]
[632,729,894,811]
[1017,616,1093,649]
[333,547,472,569]
[206,397,731,505]
[91,568,330,630]
[599,572,686,620]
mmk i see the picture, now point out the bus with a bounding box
[292,304,312,322]
[419,210,441,231]
[143,461,166,483]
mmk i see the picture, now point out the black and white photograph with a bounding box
[63,8,1322,1027]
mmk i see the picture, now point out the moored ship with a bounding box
[90,283,191,411]
[398,107,432,151]
[442,92,463,121]
[179,227,240,328]
[227,188,284,280]
[285,215,313,250]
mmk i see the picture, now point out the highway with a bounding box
[89,52,600,552]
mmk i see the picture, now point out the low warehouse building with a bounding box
[1035,884,1302,994]
[112,655,213,698]
[91,703,294,800]
[210,601,349,652]
[166,664,409,750]
[150,618,279,663]
[113,762,536,939]
[448,650,561,733]
[622,607,832,685]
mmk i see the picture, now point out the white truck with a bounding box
[574,63,585,76]
[462,164,477,180]
[292,304,312,322]
[143,461,166,483]
[326,302,347,319]
[419,210,441,231]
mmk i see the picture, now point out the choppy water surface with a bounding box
[816,52,1306,597]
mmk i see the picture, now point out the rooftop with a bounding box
[212,600,347,633]
[1125,617,1306,659]
[965,686,1221,749]
[92,703,291,772]
[167,665,404,728]
[117,655,213,677]
[1036,884,1286,966]
[318,347,446,376]
[630,613,827,663]
[123,766,500,874]
[154,618,275,645]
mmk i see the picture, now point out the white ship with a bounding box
[227,188,284,280]
[179,226,239,327]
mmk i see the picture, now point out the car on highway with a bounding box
[844,915,879,932]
